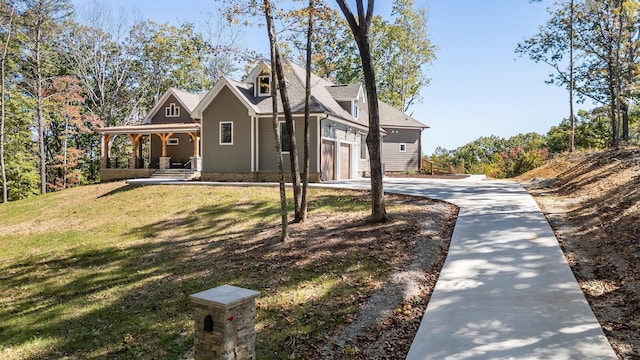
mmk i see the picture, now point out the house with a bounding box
[98,61,429,182]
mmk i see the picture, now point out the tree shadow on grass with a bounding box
[0,190,450,359]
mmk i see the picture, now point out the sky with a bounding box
[72,0,581,155]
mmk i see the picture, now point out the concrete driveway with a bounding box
[321,177,616,360]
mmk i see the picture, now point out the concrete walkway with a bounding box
[321,177,616,360]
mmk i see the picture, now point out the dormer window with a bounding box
[353,100,359,118]
[258,75,271,96]
[165,103,180,117]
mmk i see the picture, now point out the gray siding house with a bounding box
[97,62,429,182]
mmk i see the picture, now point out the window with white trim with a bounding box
[399,143,407,152]
[220,121,233,145]
[360,134,367,159]
[167,138,179,145]
[165,103,180,117]
[258,75,271,96]
[279,121,290,152]
[353,100,359,118]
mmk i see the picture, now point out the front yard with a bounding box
[0,182,456,359]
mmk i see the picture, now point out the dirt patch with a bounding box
[271,196,458,358]
[520,148,640,359]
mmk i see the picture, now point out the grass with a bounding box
[0,182,428,359]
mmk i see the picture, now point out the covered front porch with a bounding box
[98,122,201,182]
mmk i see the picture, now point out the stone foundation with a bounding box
[200,172,322,183]
[159,156,171,169]
[100,168,154,182]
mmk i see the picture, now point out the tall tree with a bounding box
[518,0,640,148]
[60,2,131,127]
[18,0,72,194]
[264,0,288,241]
[126,20,213,112]
[336,0,386,222]
[300,0,315,222]
[1,1,16,203]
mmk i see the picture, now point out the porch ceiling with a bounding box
[98,122,200,135]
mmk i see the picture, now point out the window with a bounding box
[167,138,179,145]
[279,121,290,152]
[220,122,233,145]
[399,143,407,152]
[258,75,271,96]
[165,103,180,117]
[360,134,367,159]
[353,100,359,118]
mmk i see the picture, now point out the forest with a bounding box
[2,0,640,202]
[0,0,435,203]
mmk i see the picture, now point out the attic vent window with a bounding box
[353,100,359,118]
[166,103,180,117]
[258,75,271,96]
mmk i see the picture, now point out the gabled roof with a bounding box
[325,84,362,101]
[143,87,205,123]
[191,76,263,119]
[193,61,428,131]
[378,101,430,129]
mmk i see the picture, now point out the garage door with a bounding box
[339,143,351,179]
[321,140,335,181]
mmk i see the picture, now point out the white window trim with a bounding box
[220,121,233,145]
[167,138,179,146]
[352,100,359,118]
[258,75,271,97]
[165,103,180,117]
[399,143,407,153]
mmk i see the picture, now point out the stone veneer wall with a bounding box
[200,172,322,183]
[100,169,155,182]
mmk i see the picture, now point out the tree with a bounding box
[518,0,640,148]
[336,0,386,222]
[45,76,102,190]
[18,0,72,195]
[126,20,213,113]
[60,3,131,127]
[300,0,314,222]
[264,0,289,241]
[1,1,16,203]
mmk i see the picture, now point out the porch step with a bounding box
[150,168,199,180]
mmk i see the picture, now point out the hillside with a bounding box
[519,148,640,358]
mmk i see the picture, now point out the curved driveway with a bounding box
[321,177,616,360]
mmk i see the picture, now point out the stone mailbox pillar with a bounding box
[189,285,260,360]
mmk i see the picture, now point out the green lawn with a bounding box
[0,182,424,359]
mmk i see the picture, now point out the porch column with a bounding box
[127,134,143,169]
[189,132,201,170]
[156,132,173,169]
[101,134,112,169]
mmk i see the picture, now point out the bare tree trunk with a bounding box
[1,4,16,203]
[621,100,629,141]
[264,0,288,242]
[336,0,387,222]
[300,0,314,222]
[568,0,575,152]
[35,22,47,194]
[274,49,302,222]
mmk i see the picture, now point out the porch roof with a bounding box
[98,122,201,135]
